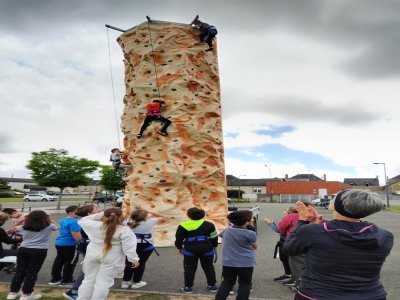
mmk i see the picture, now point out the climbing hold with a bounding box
[160,179,167,183]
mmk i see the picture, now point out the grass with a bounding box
[386,205,400,212]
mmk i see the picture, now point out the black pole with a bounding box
[105,24,126,33]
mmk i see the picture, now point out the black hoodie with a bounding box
[282,219,393,300]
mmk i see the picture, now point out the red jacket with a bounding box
[146,103,161,116]
[277,213,299,237]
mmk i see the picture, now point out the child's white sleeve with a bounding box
[120,227,139,263]
[78,212,104,230]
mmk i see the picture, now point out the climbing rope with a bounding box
[146,20,162,100]
[106,27,122,149]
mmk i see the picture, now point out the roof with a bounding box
[288,174,323,181]
[270,181,352,195]
[226,175,279,186]
[343,178,379,187]
[0,177,35,183]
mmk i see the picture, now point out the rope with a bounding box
[146,21,162,99]
[106,27,121,149]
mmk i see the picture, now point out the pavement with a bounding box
[0,202,399,300]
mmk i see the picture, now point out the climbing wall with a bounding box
[117,20,227,246]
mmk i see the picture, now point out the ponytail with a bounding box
[128,209,148,229]
[102,208,122,256]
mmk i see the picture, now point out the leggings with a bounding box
[10,247,47,294]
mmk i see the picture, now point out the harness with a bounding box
[135,233,160,256]
[183,235,216,260]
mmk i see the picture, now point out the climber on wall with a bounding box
[137,100,172,138]
[110,148,131,173]
[191,19,217,51]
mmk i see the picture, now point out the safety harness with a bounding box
[135,233,160,256]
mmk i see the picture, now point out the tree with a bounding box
[26,148,99,209]
[0,178,11,191]
[99,165,125,201]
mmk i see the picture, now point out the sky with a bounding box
[1,0,400,184]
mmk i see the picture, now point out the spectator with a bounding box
[175,207,218,294]
[49,206,81,286]
[215,210,257,300]
[77,208,139,300]
[283,190,393,300]
[7,210,59,300]
[121,209,164,289]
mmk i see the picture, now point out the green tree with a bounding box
[99,165,125,201]
[26,148,99,209]
[0,178,11,191]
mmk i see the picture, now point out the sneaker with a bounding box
[207,285,218,292]
[60,281,75,287]
[48,279,62,286]
[136,134,142,139]
[63,289,78,300]
[20,293,42,300]
[206,48,214,52]
[121,281,131,289]
[6,292,21,300]
[180,287,193,294]
[158,130,168,136]
[229,290,234,295]
[274,274,292,282]
[131,281,147,289]
[283,279,296,287]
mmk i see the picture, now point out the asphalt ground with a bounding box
[0,202,398,300]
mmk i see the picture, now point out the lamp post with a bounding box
[238,175,245,199]
[264,165,273,202]
[373,162,390,207]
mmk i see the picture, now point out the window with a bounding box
[253,188,262,194]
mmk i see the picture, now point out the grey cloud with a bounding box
[0,132,16,153]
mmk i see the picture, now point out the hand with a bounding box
[264,218,274,225]
[295,202,318,222]
[131,261,140,268]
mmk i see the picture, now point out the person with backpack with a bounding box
[175,207,219,294]
[136,100,172,138]
[121,209,164,289]
[192,19,218,51]
[7,210,59,300]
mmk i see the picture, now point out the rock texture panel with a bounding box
[117,21,227,246]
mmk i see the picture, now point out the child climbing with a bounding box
[137,100,172,138]
[110,148,131,174]
[191,18,217,51]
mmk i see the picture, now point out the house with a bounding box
[388,175,400,194]
[343,178,380,192]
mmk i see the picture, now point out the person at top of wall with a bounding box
[192,19,218,51]
[137,100,172,139]
[110,148,131,174]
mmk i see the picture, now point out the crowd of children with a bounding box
[0,189,394,300]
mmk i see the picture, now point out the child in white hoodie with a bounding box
[77,208,139,300]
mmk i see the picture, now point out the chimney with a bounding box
[323,174,326,181]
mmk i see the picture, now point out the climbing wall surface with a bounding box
[117,21,227,246]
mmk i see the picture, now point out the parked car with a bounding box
[311,198,322,206]
[23,193,57,202]
[92,194,114,202]
[320,194,337,208]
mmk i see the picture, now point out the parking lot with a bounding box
[0,202,399,299]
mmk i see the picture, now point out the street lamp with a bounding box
[264,165,273,202]
[238,175,245,199]
[373,162,390,207]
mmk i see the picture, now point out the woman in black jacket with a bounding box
[283,190,393,300]
[0,212,22,258]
